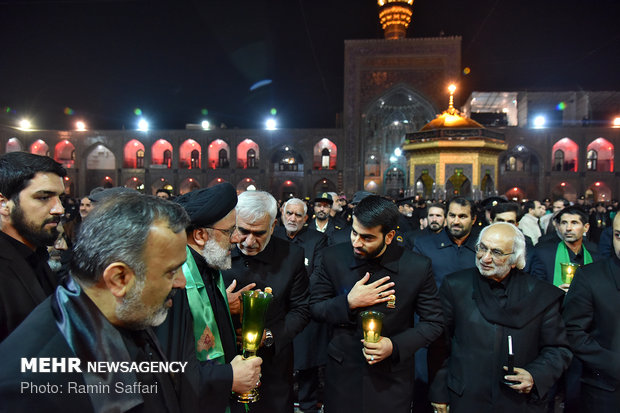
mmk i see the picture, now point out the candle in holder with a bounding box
[236,289,272,403]
[361,311,384,343]
[560,262,579,285]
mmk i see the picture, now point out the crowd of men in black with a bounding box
[0,151,618,413]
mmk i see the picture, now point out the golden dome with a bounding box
[420,110,484,131]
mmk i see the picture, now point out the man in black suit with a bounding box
[223,190,311,413]
[530,205,600,291]
[274,197,328,413]
[310,195,443,412]
[562,213,620,412]
[0,194,197,412]
[0,152,66,342]
[430,223,572,413]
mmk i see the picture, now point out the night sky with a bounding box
[1,0,619,131]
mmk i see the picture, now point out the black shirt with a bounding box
[0,231,57,295]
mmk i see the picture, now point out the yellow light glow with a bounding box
[75,121,86,131]
[613,117,620,127]
[19,119,32,130]
[448,84,456,94]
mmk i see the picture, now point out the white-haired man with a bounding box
[430,222,572,413]
[223,190,311,413]
[275,198,328,413]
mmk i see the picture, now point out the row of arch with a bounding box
[5,137,339,171]
[507,181,612,203]
[502,137,615,173]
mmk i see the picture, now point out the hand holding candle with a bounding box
[361,311,384,343]
[560,262,579,285]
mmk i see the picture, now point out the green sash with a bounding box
[182,246,235,363]
[553,241,592,286]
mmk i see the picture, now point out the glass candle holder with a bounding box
[560,262,579,285]
[237,289,272,403]
[360,310,384,343]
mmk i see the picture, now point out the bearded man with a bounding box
[310,195,443,412]
[0,151,66,342]
[430,223,572,413]
[156,183,262,413]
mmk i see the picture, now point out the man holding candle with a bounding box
[156,183,262,413]
[310,195,443,412]
[530,205,601,292]
[223,190,310,413]
[430,222,572,413]
[562,213,620,412]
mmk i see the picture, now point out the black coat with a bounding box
[562,257,620,408]
[430,268,573,413]
[530,239,600,284]
[0,293,193,413]
[222,236,311,413]
[273,226,330,369]
[310,242,444,413]
[0,232,59,342]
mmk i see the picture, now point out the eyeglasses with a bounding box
[475,243,513,260]
[206,226,237,239]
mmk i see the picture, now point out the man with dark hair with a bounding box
[0,152,66,341]
[310,195,443,412]
[308,192,344,245]
[156,188,172,200]
[156,183,262,413]
[562,213,620,412]
[531,205,600,290]
[490,201,535,272]
[414,197,478,287]
[519,199,546,245]
[401,202,445,249]
[0,193,197,412]
[540,198,569,235]
[430,223,572,413]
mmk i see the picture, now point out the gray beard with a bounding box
[201,237,232,270]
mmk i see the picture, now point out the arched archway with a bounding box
[179,139,201,169]
[151,177,173,195]
[504,186,526,202]
[445,170,471,197]
[125,176,144,192]
[271,146,304,172]
[152,139,173,168]
[588,181,612,202]
[86,144,115,170]
[30,139,49,156]
[179,178,200,195]
[552,138,578,172]
[551,182,577,203]
[586,138,614,172]
[237,139,259,169]
[54,140,75,168]
[237,178,257,193]
[500,145,540,174]
[313,138,337,170]
[279,180,298,200]
[384,166,405,198]
[415,170,434,199]
[124,139,145,168]
[313,178,337,195]
[208,139,230,169]
[5,138,22,153]
[207,177,227,188]
[480,172,495,198]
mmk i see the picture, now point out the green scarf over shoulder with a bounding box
[182,246,235,364]
[553,241,592,287]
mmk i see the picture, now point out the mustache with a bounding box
[166,288,180,301]
[43,216,61,225]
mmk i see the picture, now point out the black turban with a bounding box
[175,183,237,227]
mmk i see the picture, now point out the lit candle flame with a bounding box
[368,320,375,331]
